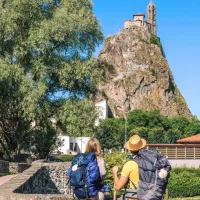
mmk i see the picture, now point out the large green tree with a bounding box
[97,109,200,148]
[0,0,103,159]
[96,118,125,151]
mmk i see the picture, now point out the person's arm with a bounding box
[112,166,128,190]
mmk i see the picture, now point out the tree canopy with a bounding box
[0,0,103,159]
[96,118,125,150]
[96,109,200,148]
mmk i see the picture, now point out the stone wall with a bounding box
[0,160,9,174]
[14,165,70,194]
[9,163,31,174]
[0,162,74,200]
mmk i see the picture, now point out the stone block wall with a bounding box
[0,162,74,200]
[14,165,70,194]
[9,163,31,174]
[0,160,9,174]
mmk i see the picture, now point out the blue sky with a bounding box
[93,0,200,119]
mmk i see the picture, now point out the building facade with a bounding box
[95,100,108,126]
[147,0,156,35]
[124,0,156,35]
[146,143,200,168]
[58,136,90,154]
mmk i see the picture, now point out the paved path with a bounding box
[0,174,18,186]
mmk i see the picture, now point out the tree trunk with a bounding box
[0,138,12,161]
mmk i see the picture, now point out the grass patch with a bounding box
[167,196,200,200]
[56,154,74,162]
[0,172,15,177]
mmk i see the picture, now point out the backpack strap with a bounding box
[82,165,89,200]
[130,179,137,190]
[128,157,138,190]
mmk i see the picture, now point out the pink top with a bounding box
[97,157,106,179]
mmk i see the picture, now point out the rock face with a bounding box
[97,27,192,118]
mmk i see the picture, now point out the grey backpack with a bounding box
[133,149,171,200]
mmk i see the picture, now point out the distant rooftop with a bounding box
[133,13,145,17]
[177,134,200,144]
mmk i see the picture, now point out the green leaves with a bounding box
[58,98,97,137]
[96,118,125,150]
[104,153,129,187]
[168,168,200,198]
[97,109,200,146]
[0,0,103,157]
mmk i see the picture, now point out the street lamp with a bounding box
[123,111,129,152]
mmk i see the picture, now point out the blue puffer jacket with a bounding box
[68,152,102,199]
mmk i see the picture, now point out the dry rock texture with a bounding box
[97,27,192,118]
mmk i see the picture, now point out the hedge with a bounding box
[168,168,200,198]
[56,154,74,162]
[104,153,129,187]
[103,153,200,198]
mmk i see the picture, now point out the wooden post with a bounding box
[166,188,169,199]
[185,147,187,159]
[113,184,116,200]
[166,147,168,158]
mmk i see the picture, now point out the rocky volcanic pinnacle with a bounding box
[97,27,192,118]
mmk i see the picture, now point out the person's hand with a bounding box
[112,166,119,175]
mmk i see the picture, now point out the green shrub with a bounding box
[101,90,108,100]
[168,168,200,198]
[104,154,200,198]
[172,167,200,177]
[104,153,129,187]
[150,69,156,76]
[150,35,165,57]
[57,154,74,162]
[150,35,160,46]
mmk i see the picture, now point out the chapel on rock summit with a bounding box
[124,0,156,35]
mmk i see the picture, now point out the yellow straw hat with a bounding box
[125,135,146,151]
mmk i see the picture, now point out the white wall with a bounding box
[169,159,200,168]
[134,15,144,22]
[58,136,90,154]
[70,137,90,153]
[95,100,108,126]
[58,136,70,154]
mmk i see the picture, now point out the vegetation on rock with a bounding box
[150,35,165,57]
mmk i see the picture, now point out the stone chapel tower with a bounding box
[147,0,156,35]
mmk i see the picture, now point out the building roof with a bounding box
[176,134,200,144]
[133,13,145,17]
[147,144,200,147]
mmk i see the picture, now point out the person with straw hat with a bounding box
[112,135,146,193]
